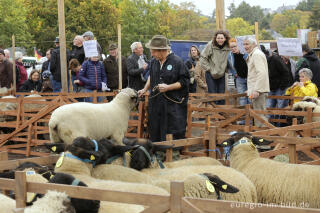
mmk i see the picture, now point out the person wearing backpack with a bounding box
[295,44,320,96]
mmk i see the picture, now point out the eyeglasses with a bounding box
[230,46,237,48]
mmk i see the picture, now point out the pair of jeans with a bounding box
[51,78,62,93]
[266,88,288,127]
[205,72,225,105]
[235,77,250,106]
[84,88,103,103]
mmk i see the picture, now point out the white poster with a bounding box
[83,40,98,57]
[236,35,256,54]
[277,38,303,57]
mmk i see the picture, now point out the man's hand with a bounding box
[250,91,259,99]
[143,63,148,70]
[158,83,170,92]
[138,88,146,97]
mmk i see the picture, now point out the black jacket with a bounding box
[19,79,42,92]
[50,47,71,82]
[126,53,148,91]
[148,53,190,142]
[42,60,50,72]
[268,53,292,91]
[71,45,85,65]
[295,50,320,95]
[103,55,128,89]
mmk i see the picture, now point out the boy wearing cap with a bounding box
[138,35,190,142]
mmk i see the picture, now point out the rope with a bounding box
[149,85,185,104]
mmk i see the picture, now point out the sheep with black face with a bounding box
[49,88,138,145]
[220,131,320,208]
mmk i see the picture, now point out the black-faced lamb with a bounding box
[220,132,320,208]
[49,88,138,145]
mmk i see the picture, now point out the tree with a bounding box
[0,0,33,50]
[296,0,317,11]
[228,2,264,25]
[259,29,273,40]
[226,18,254,37]
[308,1,320,30]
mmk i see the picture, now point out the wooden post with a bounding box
[216,0,226,30]
[244,104,250,132]
[208,126,217,159]
[15,171,27,208]
[166,134,173,162]
[0,151,8,161]
[26,124,33,157]
[93,90,98,103]
[186,103,192,138]
[306,107,313,137]
[117,24,122,90]
[170,181,184,213]
[255,22,259,47]
[57,0,68,93]
[12,35,16,93]
[288,119,297,164]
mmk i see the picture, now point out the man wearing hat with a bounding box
[0,49,13,89]
[50,36,71,92]
[138,35,190,142]
[103,43,128,93]
[82,31,103,61]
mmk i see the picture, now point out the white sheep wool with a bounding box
[0,193,15,213]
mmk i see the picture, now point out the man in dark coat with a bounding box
[50,37,71,92]
[138,35,190,142]
[295,44,320,96]
[103,43,128,91]
[0,49,13,89]
[127,42,148,91]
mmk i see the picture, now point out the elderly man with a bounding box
[82,31,102,60]
[138,35,189,142]
[103,43,128,92]
[243,36,270,127]
[71,35,85,65]
[127,42,149,91]
[0,49,13,89]
[4,49,10,61]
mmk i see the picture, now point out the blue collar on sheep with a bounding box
[91,139,99,152]
[105,154,127,166]
[60,152,97,167]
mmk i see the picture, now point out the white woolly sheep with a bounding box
[92,164,241,201]
[24,191,75,213]
[0,193,15,213]
[289,101,320,125]
[49,88,138,145]
[221,132,320,208]
[141,165,258,203]
[54,151,169,213]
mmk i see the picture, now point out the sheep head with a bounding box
[218,132,273,149]
[287,101,316,125]
[302,96,320,105]
[113,88,139,109]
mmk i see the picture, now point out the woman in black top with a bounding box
[19,70,42,92]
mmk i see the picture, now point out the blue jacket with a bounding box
[79,60,107,90]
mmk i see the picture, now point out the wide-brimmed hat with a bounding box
[108,43,118,50]
[145,35,170,50]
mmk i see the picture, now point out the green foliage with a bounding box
[226,18,254,37]
[308,1,320,30]
[296,0,317,11]
[270,10,311,37]
[0,0,33,50]
[259,29,273,40]
[228,2,264,25]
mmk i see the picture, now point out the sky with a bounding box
[170,0,303,16]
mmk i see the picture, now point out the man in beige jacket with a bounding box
[243,36,270,127]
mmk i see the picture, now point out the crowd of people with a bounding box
[0,30,320,142]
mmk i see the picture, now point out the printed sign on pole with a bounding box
[277,38,303,56]
[83,40,98,58]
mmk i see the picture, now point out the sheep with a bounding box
[24,190,76,213]
[287,101,319,125]
[220,132,320,208]
[302,96,320,105]
[92,164,241,201]
[0,193,15,213]
[54,151,169,213]
[49,88,138,145]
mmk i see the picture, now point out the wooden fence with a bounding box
[0,171,319,213]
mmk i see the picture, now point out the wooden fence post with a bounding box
[93,90,98,103]
[16,96,23,129]
[306,107,313,137]
[166,134,173,162]
[26,124,33,157]
[186,103,192,138]
[208,126,217,159]
[245,104,251,132]
[15,171,27,208]
[170,181,184,213]
[0,151,8,161]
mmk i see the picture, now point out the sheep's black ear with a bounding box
[217,138,234,147]
[0,171,15,179]
[44,143,66,153]
[202,173,239,193]
[251,137,273,145]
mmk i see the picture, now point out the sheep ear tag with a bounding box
[56,153,65,168]
[51,146,57,152]
[90,155,95,161]
[222,184,228,190]
[250,142,256,150]
[26,170,36,176]
[206,180,215,193]
[259,139,264,143]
